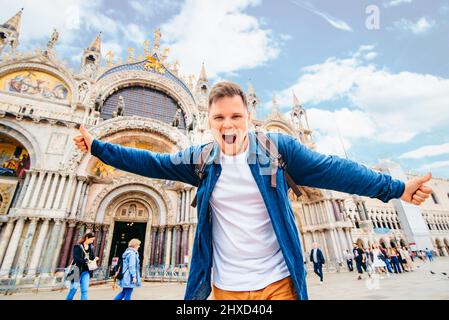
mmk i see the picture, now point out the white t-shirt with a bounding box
[210,149,290,291]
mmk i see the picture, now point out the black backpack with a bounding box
[113,258,124,280]
[190,131,302,207]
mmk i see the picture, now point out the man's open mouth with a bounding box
[222,133,237,144]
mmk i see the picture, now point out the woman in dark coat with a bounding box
[66,232,98,300]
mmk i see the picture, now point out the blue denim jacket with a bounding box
[91,131,405,300]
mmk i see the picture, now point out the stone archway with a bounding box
[95,183,171,269]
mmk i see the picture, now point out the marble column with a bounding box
[69,179,84,218]
[180,192,186,223]
[52,174,67,210]
[98,225,108,264]
[29,172,46,208]
[0,218,25,276]
[186,191,191,222]
[45,173,59,209]
[15,171,31,208]
[150,227,157,265]
[330,228,342,262]
[37,172,52,208]
[188,224,195,263]
[164,226,173,265]
[21,171,37,208]
[345,228,354,250]
[181,224,189,264]
[57,220,76,268]
[157,226,165,265]
[171,227,177,265]
[27,219,50,276]
[61,175,76,213]
[175,225,182,265]
[0,219,16,267]
[41,219,63,273]
[16,218,39,275]
[78,183,90,219]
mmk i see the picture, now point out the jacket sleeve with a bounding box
[280,135,405,203]
[91,139,200,186]
[128,253,137,279]
[73,245,85,265]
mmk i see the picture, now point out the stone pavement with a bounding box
[1,257,448,300]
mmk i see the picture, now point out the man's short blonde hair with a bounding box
[128,238,141,248]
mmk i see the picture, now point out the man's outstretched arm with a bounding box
[73,125,199,186]
[282,135,432,205]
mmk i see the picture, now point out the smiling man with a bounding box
[74,81,433,300]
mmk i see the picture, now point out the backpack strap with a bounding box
[255,131,302,198]
[190,142,215,208]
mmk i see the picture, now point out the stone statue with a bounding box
[105,50,114,67]
[94,95,103,112]
[153,28,161,53]
[47,29,59,48]
[172,108,181,128]
[117,96,125,116]
[78,82,89,104]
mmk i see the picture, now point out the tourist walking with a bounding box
[425,248,434,262]
[309,242,325,284]
[353,243,367,280]
[388,248,402,274]
[66,232,98,300]
[402,247,414,271]
[114,239,142,300]
[371,243,388,278]
[344,250,353,272]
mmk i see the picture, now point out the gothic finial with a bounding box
[89,32,102,52]
[292,90,301,108]
[2,8,23,33]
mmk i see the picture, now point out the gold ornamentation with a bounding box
[144,55,165,74]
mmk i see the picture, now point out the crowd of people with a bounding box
[309,242,435,283]
[345,243,434,280]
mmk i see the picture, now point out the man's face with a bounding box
[208,95,251,155]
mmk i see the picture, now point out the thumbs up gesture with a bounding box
[400,172,433,205]
[73,125,93,153]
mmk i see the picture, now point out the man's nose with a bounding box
[222,118,233,129]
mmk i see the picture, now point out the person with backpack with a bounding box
[66,232,99,300]
[114,239,142,300]
[73,81,433,300]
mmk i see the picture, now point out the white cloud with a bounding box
[417,160,449,171]
[306,108,376,155]
[272,45,449,146]
[120,23,146,47]
[399,143,449,159]
[392,17,436,35]
[160,0,280,77]
[290,0,352,32]
[129,0,180,21]
[384,0,414,8]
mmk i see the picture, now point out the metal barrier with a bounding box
[143,264,189,282]
[0,266,110,295]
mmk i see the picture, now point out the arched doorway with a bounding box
[0,132,31,214]
[108,201,149,269]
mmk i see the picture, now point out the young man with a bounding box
[74,81,433,300]
[309,242,325,284]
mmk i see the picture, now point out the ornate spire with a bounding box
[199,62,208,82]
[153,28,161,54]
[88,32,102,52]
[292,91,301,108]
[2,8,23,33]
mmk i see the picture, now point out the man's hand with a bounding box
[132,277,137,284]
[73,125,93,153]
[400,172,433,205]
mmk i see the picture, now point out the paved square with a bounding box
[1,258,448,300]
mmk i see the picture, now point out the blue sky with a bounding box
[2,0,449,178]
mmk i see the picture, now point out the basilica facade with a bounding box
[1,10,449,284]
